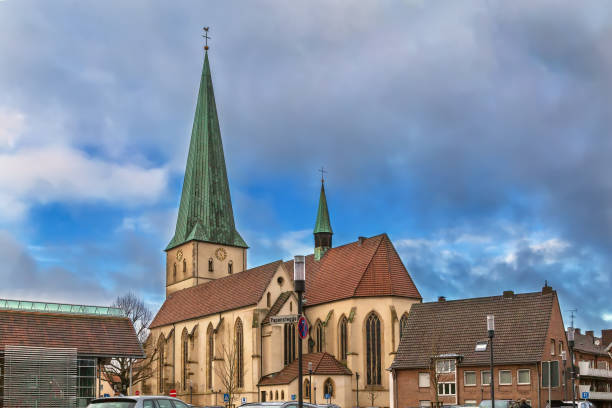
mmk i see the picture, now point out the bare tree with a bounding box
[428,341,443,408]
[215,340,244,408]
[367,389,378,407]
[103,292,155,394]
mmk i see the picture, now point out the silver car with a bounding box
[86,396,192,408]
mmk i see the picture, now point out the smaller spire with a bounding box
[314,172,333,260]
[202,26,211,51]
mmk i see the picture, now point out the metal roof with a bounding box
[0,299,124,317]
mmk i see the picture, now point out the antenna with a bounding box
[568,308,577,328]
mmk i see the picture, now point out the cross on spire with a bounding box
[318,166,327,183]
[202,27,211,50]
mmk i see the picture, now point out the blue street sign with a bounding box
[291,394,296,401]
[224,393,230,403]
[325,394,331,400]
[242,397,247,403]
[582,392,589,399]
[104,394,110,398]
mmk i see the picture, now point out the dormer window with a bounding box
[208,258,214,272]
[228,260,233,274]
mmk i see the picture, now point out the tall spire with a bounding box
[166,50,247,250]
[314,178,333,260]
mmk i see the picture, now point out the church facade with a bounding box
[138,50,422,408]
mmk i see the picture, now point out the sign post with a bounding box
[169,389,177,398]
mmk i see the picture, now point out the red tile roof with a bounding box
[150,260,282,328]
[391,291,557,369]
[262,291,292,325]
[258,352,351,385]
[0,309,144,358]
[572,331,609,356]
[285,234,421,306]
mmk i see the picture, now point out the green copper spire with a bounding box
[166,52,247,250]
[314,180,333,260]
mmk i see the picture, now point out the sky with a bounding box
[0,1,611,334]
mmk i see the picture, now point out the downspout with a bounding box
[393,368,399,408]
[536,362,541,408]
[259,318,263,402]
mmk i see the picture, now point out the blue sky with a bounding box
[1,1,610,334]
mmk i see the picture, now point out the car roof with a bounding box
[90,396,181,402]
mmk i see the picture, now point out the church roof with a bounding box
[166,52,246,251]
[284,233,421,307]
[150,260,282,328]
[390,290,558,370]
[313,182,332,234]
[261,291,293,325]
[258,352,351,386]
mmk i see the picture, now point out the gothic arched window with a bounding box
[182,329,189,390]
[228,260,233,274]
[323,378,335,398]
[208,258,214,272]
[338,315,348,361]
[183,259,187,274]
[281,390,285,400]
[284,323,296,365]
[275,390,279,400]
[158,337,165,393]
[207,324,214,390]
[304,379,311,399]
[400,313,409,340]
[235,318,244,388]
[173,263,177,281]
[315,320,323,353]
[365,312,382,385]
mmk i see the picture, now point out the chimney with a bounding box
[438,296,446,302]
[542,281,553,295]
[358,236,366,245]
[575,328,581,335]
[586,330,594,339]
[602,329,612,347]
[503,290,514,299]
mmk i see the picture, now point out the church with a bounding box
[138,48,423,408]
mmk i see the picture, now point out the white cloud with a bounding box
[0,145,168,222]
[603,313,612,322]
[0,107,26,150]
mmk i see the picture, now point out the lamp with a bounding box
[568,327,576,408]
[294,255,306,408]
[487,315,495,408]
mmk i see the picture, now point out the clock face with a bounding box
[215,247,227,261]
[176,249,183,261]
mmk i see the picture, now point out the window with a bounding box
[323,378,335,397]
[365,312,382,385]
[400,313,409,340]
[465,401,478,406]
[281,391,285,400]
[173,402,189,408]
[275,390,279,400]
[182,331,189,390]
[436,359,456,373]
[464,371,476,386]
[158,338,165,393]
[481,370,491,386]
[438,382,456,395]
[499,370,512,385]
[266,292,271,308]
[290,302,293,312]
[315,321,323,353]
[269,391,272,400]
[207,324,214,389]
[173,263,177,280]
[228,260,233,274]
[559,341,564,355]
[208,258,214,272]
[284,323,296,365]
[418,372,430,388]
[183,259,187,273]
[551,339,556,355]
[518,369,531,385]
[339,316,348,361]
[542,361,560,387]
[304,379,311,399]
[157,401,173,408]
[235,318,244,388]
[143,401,155,408]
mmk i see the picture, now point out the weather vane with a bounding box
[202,27,211,51]
[318,166,327,183]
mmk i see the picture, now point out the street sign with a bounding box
[298,316,309,339]
[242,397,247,403]
[325,393,331,400]
[169,389,177,397]
[224,393,230,403]
[291,394,296,401]
[582,392,589,399]
[104,394,110,398]
[269,315,299,325]
[135,390,140,396]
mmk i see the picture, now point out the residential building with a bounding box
[135,49,423,408]
[390,286,570,408]
[570,329,612,408]
[0,299,143,407]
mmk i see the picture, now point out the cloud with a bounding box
[0,107,25,150]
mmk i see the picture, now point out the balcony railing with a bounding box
[589,392,612,401]
[578,361,612,379]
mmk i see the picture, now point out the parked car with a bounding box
[559,402,596,408]
[87,396,192,408]
[479,400,516,408]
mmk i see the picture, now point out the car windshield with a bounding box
[480,401,511,408]
[86,400,136,408]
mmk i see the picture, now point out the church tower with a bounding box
[313,179,333,260]
[165,50,248,296]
